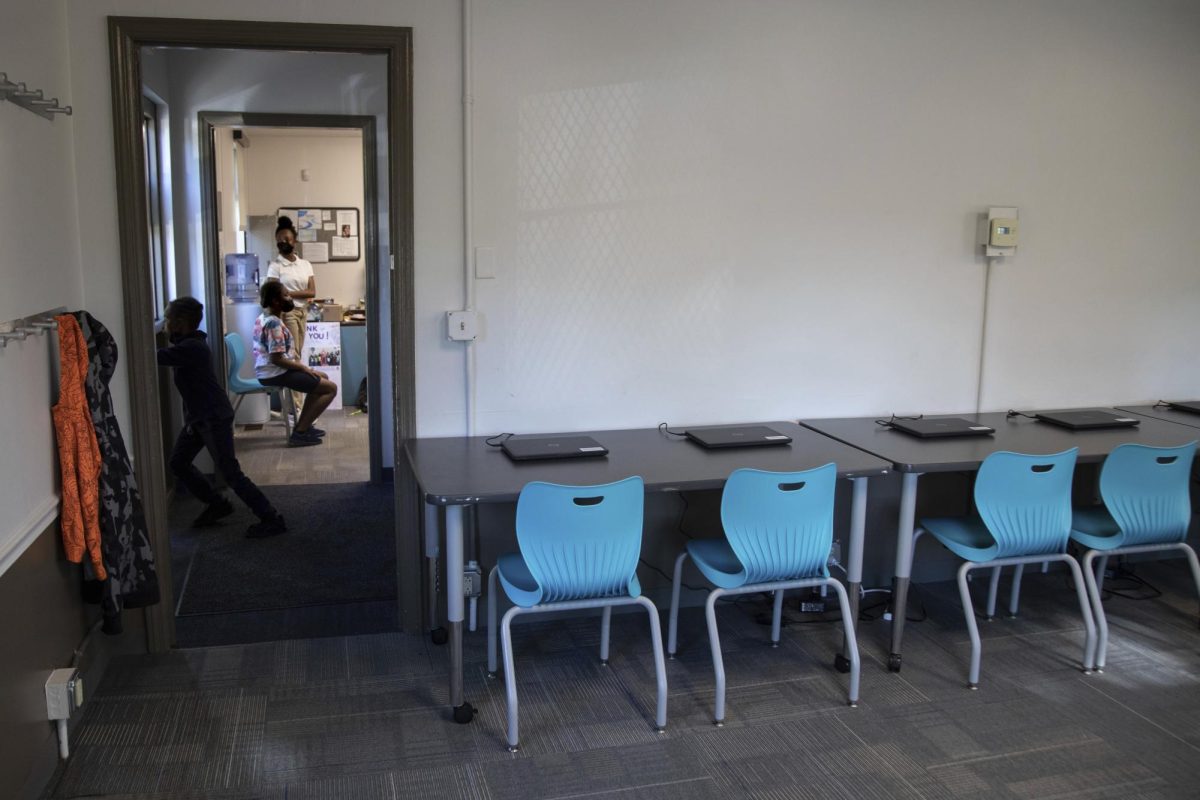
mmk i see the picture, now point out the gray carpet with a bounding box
[169,482,396,616]
[45,560,1200,799]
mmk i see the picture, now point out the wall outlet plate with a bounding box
[46,667,81,721]
[447,310,478,341]
[984,206,1018,257]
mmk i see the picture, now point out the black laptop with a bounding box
[501,435,609,461]
[685,425,792,449]
[1034,409,1140,431]
[1166,401,1200,416]
[887,417,995,439]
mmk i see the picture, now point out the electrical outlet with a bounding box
[46,668,81,721]
[447,310,478,341]
[463,561,482,597]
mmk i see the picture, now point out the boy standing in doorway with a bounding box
[157,297,286,538]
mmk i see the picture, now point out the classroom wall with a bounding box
[241,131,368,307]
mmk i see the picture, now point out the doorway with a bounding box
[108,18,422,652]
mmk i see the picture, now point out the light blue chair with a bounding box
[917,448,1096,687]
[666,465,860,725]
[1071,442,1200,670]
[486,476,667,752]
[224,332,292,436]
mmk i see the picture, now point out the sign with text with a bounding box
[303,322,343,410]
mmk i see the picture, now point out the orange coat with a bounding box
[51,314,106,580]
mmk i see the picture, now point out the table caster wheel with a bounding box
[431,627,448,645]
[453,702,475,724]
[887,653,902,673]
[834,653,852,674]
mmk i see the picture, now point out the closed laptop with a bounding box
[1166,401,1200,416]
[1034,410,1140,431]
[685,425,792,449]
[501,435,609,461]
[887,417,995,439]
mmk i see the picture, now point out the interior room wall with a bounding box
[241,130,368,307]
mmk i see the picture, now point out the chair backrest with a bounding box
[514,476,645,604]
[975,448,1077,558]
[720,464,837,583]
[223,332,261,394]
[1099,441,1196,546]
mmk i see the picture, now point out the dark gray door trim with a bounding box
[198,111,383,483]
[108,17,419,651]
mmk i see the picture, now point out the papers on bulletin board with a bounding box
[331,236,358,258]
[302,242,329,263]
[321,209,332,221]
[297,229,317,242]
[296,209,321,236]
[323,222,336,231]
[336,210,358,237]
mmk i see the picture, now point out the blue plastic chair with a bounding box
[1071,442,1200,670]
[486,477,667,752]
[665,465,860,725]
[918,448,1096,687]
[224,332,292,436]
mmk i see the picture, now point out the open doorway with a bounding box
[110,20,422,653]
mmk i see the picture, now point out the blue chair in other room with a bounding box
[224,332,293,437]
[1071,442,1200,671]
[486,476,667,752]
[917,448,1096,687]
[666,465,860,725]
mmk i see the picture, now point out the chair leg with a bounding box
[1082,551,1106,671]
[1008,563,1025,617]
[667,551,689,658]
[487,566,500,677]
[825,579,860,706]
[280,391,294,437]
[704,589,727,725]
[599,606,612,665]
[232,393,244,415]
[635,596,669,731]
[500,606,521,751]
[1095,555,1109,596]
[770,589,784,647]
[1063,555,1098,674]
[957,562,983,688]
[1182,544,1200,628]
[986,566,1002,619]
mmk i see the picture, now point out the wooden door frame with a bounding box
[108,17,420,652]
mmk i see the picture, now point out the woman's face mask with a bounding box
[277,241,295,256]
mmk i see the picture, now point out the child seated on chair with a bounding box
[156,297,286,538]
[253,280,338,447]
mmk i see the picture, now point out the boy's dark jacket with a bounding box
[156,331,235,425]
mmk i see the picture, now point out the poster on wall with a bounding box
[303,322,342,410]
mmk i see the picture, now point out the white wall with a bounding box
[469,0,1200,434]
[0,0,84,566]
[241,131,368,307]
[62,0,1200,448]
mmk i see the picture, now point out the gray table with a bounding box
[405,421,892,723]
[1117,404,1200,431]
[800,409,1198,672]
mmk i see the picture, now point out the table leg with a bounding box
[446,504,474,723]
[425,503,447,645]
[888,472,921,672]
[836,476,868,673]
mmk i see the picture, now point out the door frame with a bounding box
[108,17,420,651]
[198,111,383,483]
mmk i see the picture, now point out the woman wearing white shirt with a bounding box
[266,216,316,408]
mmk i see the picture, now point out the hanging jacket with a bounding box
[51,315,107,581]
[73,312,161,633]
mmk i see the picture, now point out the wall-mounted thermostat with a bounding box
[447,310,478,341]
[985,207,1018,258]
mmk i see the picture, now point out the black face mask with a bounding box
[277,241,295,256]
[280,299,296,313]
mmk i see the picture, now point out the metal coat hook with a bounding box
[0,310,64,350]
[0,72,72,120]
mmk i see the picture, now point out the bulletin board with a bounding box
[277,207,361,263]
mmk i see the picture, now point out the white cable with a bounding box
[974,258,994,414]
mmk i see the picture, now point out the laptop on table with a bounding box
[685,425,792,449]
[886,417,995,439]
[1165,401,1200,416]
[501,435,609,461]
[1033,409,1140,431]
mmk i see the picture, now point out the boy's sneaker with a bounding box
[288,430,323,447]
[192,496,234,528]
[308,426,326,438]
[246,515,287,539]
